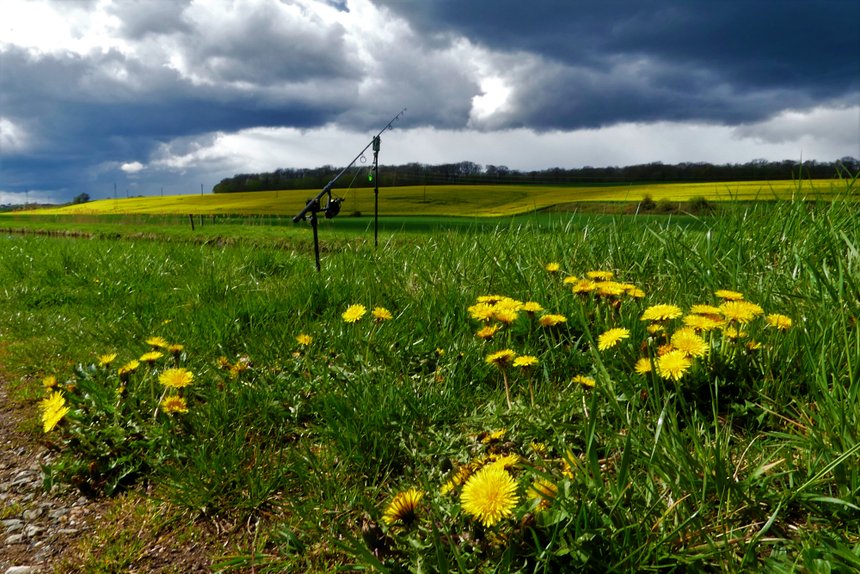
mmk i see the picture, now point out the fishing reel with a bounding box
[323,193,343,219]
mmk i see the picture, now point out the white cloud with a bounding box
[732,106,860,158]
[0,117,29,153]
[0,0,128,56]
[120,161,145,173]
[469,77,513,126]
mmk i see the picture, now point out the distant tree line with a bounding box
[212,157,859,193]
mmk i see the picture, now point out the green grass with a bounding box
[1,189,858,572]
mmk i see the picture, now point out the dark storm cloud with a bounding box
[373,0,860,128]
[0,45,331,157]
[176,2,359,84]
[2,0,857,203]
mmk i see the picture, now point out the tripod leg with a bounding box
[311,212,321,272]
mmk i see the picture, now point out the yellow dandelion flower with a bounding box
[495,297,524,311]
[487,453,520,471]
[561,450,578,479]
[493,307,520,325]
[513,355,539,368]
[159,368,194,389]
[627,287,646,299]
[118,360,140,379]
[139,351,163,364]
[527,478,557,503]
[657,342,674,356]
[719,300,764,324]
[477,324,501,340]
[563,275,579,285]
[460,465,519,528]
[596,281,626,297]
[670,330,709,358]
[167,344,184,356]
[39,391,69,433]
[572,374,596,387]
[40,391,66,415]
[646,323,664,334]
[468,302,497,322]
[41,405,70,434]
[382,488,423,526]
[571,279,597,294]
[146,336,169,349]
[42,375,58,389]
[597,327,630,351]
[634,357,653,375]
[372,306,393,322]
[587,270,614,281]
[522,301,543,314]
[539,314,567,327]
[342,304,367,323]
[656,350,692,380]
[766,313,793,331]
[486,349,516,368]
[746,340,763,351]
[640,304,683,322]
[161,395,189,414]
[98,353,117,367]
[216,356,232,369]
[229,363,248,379]
[689,304,722,315]
[481,429,507,444]
[545,262,561,273]
[296,333,313,346]
[715,289,744,301]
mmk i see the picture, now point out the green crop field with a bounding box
[20,178,849,217]
[1,185,858,571]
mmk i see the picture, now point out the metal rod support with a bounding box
[292,108,405,270]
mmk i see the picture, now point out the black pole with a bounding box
[310,210,321,272]
[373,135,380,248]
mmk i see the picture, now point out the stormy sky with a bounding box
[1,0,858,204]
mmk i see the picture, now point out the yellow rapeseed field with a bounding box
[28,179,844,217]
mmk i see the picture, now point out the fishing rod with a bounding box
[293,108,406,271]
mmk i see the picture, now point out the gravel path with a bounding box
[0,379,104,574]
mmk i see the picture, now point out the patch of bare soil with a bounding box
[0,379,227,574]
[0,377,109,573]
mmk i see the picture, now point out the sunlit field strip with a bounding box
[23,179,848,217]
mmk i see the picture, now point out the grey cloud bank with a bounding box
[1,0,857,203]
